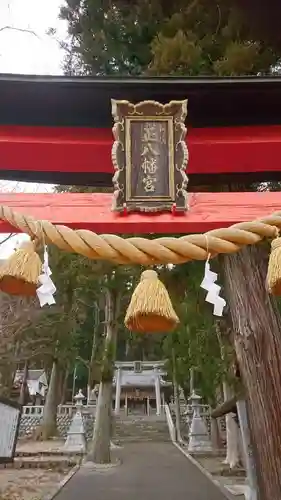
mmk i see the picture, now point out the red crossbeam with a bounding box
[0,125,280,176]
[0,192,279,234]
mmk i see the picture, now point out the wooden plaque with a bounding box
[111,100,188,212]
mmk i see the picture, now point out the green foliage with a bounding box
[59,0,280,76]
[149,30,203,76]
[59,0,165,75]
[47,185,152,388]
[149,4,277,76]
[161,261,232,403]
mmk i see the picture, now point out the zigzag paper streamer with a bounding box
[200,260,226,317]
[36,246,56,307]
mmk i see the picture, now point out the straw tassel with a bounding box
[267,236,281,295]
[0,239,42,296]
[125,270,179,333]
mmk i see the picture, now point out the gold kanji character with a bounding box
[159,124,167,144]
[141,143,160,157]
[143,122,157,142]
[142,122,166,144]
[141,157,158,175]
[143,175,156,192]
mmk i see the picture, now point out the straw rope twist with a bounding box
[1,205,281,265]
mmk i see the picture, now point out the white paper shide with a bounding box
[200,259,226,317]
[36,246,56,307]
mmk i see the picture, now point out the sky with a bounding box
[0,0,67,74]
[0,0,67,257]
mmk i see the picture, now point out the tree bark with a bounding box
[60,368,69,405]
[35,359,60,440]
[87,288,119,464]
[172,347,182,442]
[57,367,65,405]
[211,395,240,418]
[210,415,222,451]
[87,302,100,400]
[19,361,28,406]
[88,379,112,463]
[223,245,281,499]
[0,364,13,398]
[189,367,194,394]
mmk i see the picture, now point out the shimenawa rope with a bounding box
[0,205,280,265]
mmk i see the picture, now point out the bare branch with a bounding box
[0,348,55,364]
[0,234,15,246]
[76,355,89,368]
[0,26,39,38]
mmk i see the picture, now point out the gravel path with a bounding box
[0,469,67,500]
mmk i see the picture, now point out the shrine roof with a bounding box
[14,369,45,381]
[113,369,171,388]
[1,74,281,128]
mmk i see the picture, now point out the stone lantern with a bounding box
[64,389,86,453]
[189,390,202,407]
[74,389,85,409]
[188,391,212,453]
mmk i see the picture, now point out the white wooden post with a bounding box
[147,396,150,416]
[236,399,258,500]
[154,373,161,416]
[125,392,128,415]
[114,367,122,414]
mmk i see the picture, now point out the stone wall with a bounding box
[19,412,95,440]
[19,409,172,444]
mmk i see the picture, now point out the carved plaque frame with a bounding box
[111,99,188,213]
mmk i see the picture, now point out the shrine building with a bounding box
[113,361,172,416]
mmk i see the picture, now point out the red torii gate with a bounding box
[0,191,280,234]
[0,74,281,229]
[0,124,280,183]
[1,75,281,499]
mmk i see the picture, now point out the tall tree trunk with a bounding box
[87,288,119,464]
[57,367,65,405]
[189,367,194,395]
[60,368,69,405]
[19,361,28,406]
[89,379,112,463]
[210,417,222,450]
[223,244,281,500]
[0,364,13,398]
[87,303,99,402]
[35,359,60,440]
[172,347,182,442]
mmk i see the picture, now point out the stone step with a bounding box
[114,436,171,443]
[114,417,170,443]
[115,429,169,436]
[115,432,169,439]
[114,424,168,431]
[0,456,77,471]
[114,414,166,421]
[115,423,168,429]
